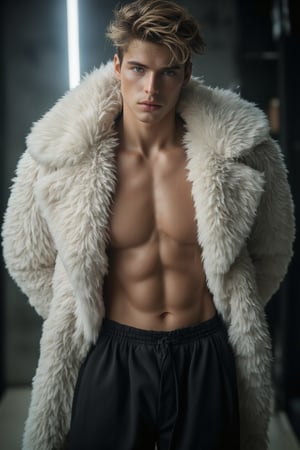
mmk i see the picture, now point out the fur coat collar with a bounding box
[28,61,269,167]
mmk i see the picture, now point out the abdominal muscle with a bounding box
[103,230,216,331]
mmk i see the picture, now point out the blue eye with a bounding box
[132,66,144,73]
[163,70,176,76]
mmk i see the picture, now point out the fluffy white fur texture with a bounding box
[2,62,295,450]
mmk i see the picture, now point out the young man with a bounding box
[2,0,295,449]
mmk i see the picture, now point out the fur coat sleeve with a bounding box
[2,150,57,319]
[243,138,295,305]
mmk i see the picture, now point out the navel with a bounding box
[159,311,171,319]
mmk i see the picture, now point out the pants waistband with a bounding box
[100,313,225,345]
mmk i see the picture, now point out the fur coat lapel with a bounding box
[28,62,270,343]
[178,80,267,277]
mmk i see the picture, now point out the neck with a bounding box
[117,107,182,156]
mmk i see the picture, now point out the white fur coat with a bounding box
[2,62,295,450]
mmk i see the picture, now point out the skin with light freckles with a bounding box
[103,39,216,330]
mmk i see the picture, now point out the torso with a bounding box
[103,120,215,331]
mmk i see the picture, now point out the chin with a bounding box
[138,115,163,125]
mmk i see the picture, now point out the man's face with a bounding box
[114,39,191,125]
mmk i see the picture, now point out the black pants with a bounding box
[68,314,240,450]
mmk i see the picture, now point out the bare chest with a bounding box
[108,147,198,248]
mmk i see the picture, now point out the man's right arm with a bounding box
[2,150,57,319]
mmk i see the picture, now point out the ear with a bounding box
[114,54,121,80]
[183,61,192,87]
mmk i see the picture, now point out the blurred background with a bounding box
[0,0,299,448]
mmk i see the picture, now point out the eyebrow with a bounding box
[126,61,181,71]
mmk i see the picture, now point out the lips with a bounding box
[139,101,161,106]
[138,101,162,111]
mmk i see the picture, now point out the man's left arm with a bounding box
[244,138,295,306]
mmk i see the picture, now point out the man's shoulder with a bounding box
[178,78,271,160]
[180,78,264,115]
[27,62,121,169]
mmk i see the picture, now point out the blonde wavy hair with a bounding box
[106,0,205,64]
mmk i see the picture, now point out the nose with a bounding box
[144,72,159,96]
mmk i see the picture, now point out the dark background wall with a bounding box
[2,0,69,387]
[1,0,299,438]
[236,0,300,435]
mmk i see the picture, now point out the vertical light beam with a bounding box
[67,0,80,89]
